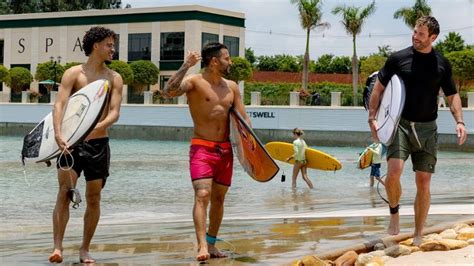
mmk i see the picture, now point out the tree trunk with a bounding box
[352,34,358,106]
[302,28,311,90]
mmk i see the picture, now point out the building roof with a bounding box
[0,5,245,28]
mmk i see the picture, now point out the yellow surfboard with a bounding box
[357,147,373,169]
[265,141,342,171]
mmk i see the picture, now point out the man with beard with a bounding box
[162,42,251,261]
[368,16,467,246]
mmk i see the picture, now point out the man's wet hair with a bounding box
[83,26,117,56]
[202,42,228,67]
[415,16,440,36]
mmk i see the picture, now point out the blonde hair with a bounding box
[293,128,304,136]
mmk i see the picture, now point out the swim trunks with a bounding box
[189,138,233,186]
[57,137,110,187]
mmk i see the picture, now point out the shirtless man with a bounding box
[163,42,250,261]
[48,26,123,263]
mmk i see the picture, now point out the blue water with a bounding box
[0,136,473,265]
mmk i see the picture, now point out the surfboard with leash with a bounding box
[21,79,109,165]
[230,109,279,182]
[363,72,406,145]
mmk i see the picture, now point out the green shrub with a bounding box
[0,65,8,82]
[35,61,65,82]
[108,60,134,84]
[226,57,252,82]
[6,67,33,93]
[445,50,474,91]
[130,60,159,94]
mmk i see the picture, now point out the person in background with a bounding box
[368,142,386,187]
[287,128,314,189]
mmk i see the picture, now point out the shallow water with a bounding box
[0,136,473,265]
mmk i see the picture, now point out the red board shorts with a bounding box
[189,138,234,186]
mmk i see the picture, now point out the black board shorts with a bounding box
[57,137,110,187]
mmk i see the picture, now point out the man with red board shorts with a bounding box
[162,43,251,261]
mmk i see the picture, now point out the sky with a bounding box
[122,0,474,59]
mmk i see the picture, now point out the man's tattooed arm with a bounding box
[162,51,201,98]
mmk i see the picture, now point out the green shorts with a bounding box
[387,118,438,173]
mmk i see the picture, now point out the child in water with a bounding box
[287,128,314,189]
[368,142,386,187]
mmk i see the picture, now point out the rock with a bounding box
[452,223,470,233]
[355,253,374,266]
[440,229,458,239]
[384,244,411,257]
[381,255,392,263]
[419,240,450,252]
[366,256,385,266]
[292,255,329,266]
[399,238,413,246]
[401,244,420,253]
[334,250,358,266]
[368,250,385,258]
[439,239,469,250]
[467,238,474,245]
[457,227,474,241]
[424,233,442,241]
[374,243,385,250]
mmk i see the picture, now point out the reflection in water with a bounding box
[0,136,473,265]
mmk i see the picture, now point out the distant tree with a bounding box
[393,0,432,29]
[245,47,257,67]
[360,55,387,80]
[329,56,351,74]
[130,60,159,95]
[466,44,474,50]
[435,32,465,55]
[373,45,393,57]
[5,67,33,93]
[290,0,329,90]
[311,54,333,73]
[1,0,124,14]
[64,62,82,70]
[275,54,301,72]
[445,50,474,90]
[107,60,133,84]
[256,55,279,71]
[226,57,252,82]
[0,65,8,83]
[332,1,376,106]
[35,61,65,82]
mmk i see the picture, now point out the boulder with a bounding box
[355,253,374,266]
[457,227,474,241]
[439,239,469,250]
[292,255,329,266]
[399,238,413,246]
[452,223,470,233]
[467,238,474,245]
[384,244,411,257]
[334,250,358,266]
[419,240,450,251]
[373,243,385,250]
[440,229,458,240]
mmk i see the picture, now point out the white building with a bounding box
[0,5,245,102]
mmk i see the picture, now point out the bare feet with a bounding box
[48,249,63,263]
[413,235,423,246]
[387,213,400,235]
[196,245,210,261]
[79,249,96,264]
[208,244,228,258]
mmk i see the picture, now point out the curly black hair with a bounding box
[82,26,117,56]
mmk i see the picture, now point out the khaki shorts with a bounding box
[387,118,438,173]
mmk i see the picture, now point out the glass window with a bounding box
[160,32,184,61]
[128,33,151,62]
[113,34,119,60]
[202,33,219,49]
[224,36,239,57]
[0,40,4,64]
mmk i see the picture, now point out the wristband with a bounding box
[457,121,465,126]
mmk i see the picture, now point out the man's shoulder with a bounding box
[64,64,83,75]
[390,47,413,60]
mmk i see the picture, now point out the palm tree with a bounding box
[332,1,376,106]
[393,0,432,29]
[290,0,329,91]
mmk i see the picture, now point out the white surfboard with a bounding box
[21,79,109,164]
[376,74,406,145]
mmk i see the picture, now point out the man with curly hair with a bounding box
[49,26,123,263]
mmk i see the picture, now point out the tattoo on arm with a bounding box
[163,64,191,98]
